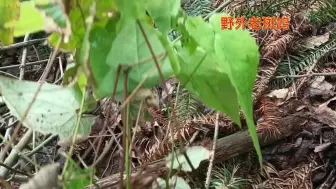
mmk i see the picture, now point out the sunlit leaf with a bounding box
[166,146,210,172]
[176,47,240,125]
[147,0,181,34]
[116,0,148,28]
[0,0,20,45]
[185,16,215,52]
[5,1,45,36]
[180,12,262,165]
[210,13,262,165]
[92,20,173,100]
[0,75,94,140]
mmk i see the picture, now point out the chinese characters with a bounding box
[221,16,290,30]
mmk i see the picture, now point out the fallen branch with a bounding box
[89,110,308,189]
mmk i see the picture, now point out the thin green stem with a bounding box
[61,86,86,177]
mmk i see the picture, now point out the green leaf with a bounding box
[96,0,117,19]
[210,13,262,165]
[176,47,240,125]
[166,146,210,172]
[179,13,262,165]
[89,22,116,98]
[116,0,148,28]
[0,75,94,140]
[0,0,20,45]
[146,0,181,34]
[94,20,173,100]
[185,16,215,52]
[63,159,94,189]
[177,15,199,54]
[5,1,45,36]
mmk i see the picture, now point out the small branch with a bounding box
[137,21,169,102]
[19,34,30,80]
[0,129,33,178]
[0,38,46,52]
[0,161,31,177]
[26,134,57,157]
[286,53,297,97]
[6,174,29,183]
[0,59,48,71]
[276,72,336,79]
[91,134,120,167]
[205,113,219,189]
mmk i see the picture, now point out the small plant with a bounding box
[210,163,249,189]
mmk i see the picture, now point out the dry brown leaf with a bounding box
[313,98,336,128]
[266,88,289,99]
[305,76,334,98]
[303,33,330,49]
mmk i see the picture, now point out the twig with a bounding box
[25,134,57,157]
[276,72,336,79]
[286,53,297,97]
[0,59,48,70]
[205,112,219,189]
[0,162,31,177]
[0,38,46,52]
[91,134,120,167]
[138,21,180,189]
[54,57,64,84]
[0,71,18,79]
[19,34,30,80]
[11,134,58,170]
[5,174,28,183]
[0,129,33,178]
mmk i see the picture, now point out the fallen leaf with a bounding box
[304,33,330,49]
[305,76,334,98]
[314,142,332,153]
[266,88,289,99]
[314,98,336,128]
[165,146,210,172]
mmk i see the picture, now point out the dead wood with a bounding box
[89,109,309,189]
